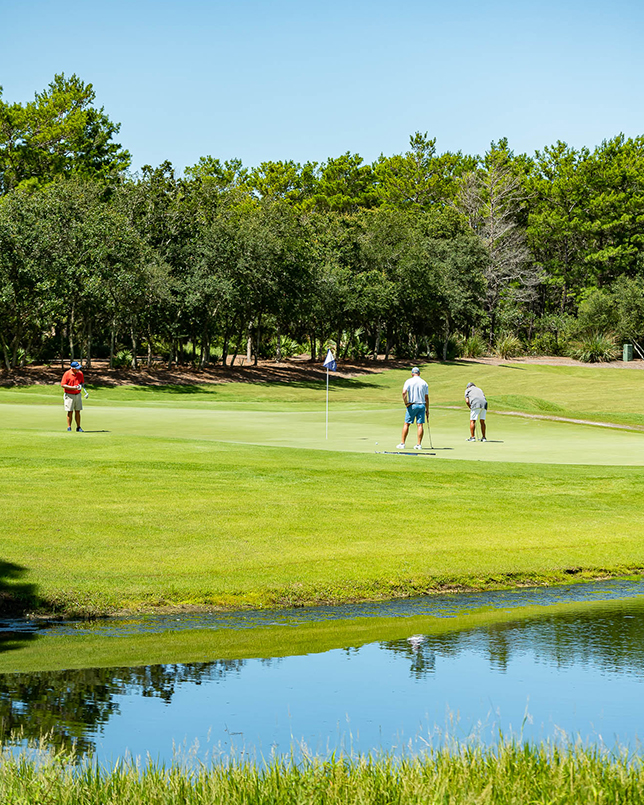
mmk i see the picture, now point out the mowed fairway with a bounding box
[2,361,644,615]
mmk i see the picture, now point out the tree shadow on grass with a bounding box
[0,560,39,656]
[128,376,379,394]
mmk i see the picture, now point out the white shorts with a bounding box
[64,393,83,412]
[470,406,486,421]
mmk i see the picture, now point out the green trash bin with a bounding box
[623,344,634,362]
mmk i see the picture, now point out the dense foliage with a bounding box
[2,75,644,370]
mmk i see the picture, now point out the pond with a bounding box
[1,579,644,764]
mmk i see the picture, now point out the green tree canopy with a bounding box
[0,74,130,194]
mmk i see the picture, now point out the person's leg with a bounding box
[469,418,475,438]
[480,419,486,439]
[75,410,81,429]
[416,422,423,445]
[66,410,73,429]
[400,422,409,445]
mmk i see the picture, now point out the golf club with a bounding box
[426,395,433,449]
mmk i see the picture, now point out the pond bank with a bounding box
[17,567,644,619]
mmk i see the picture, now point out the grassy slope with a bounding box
[1,361,644,616]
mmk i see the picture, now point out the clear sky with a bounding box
[1,0,642,174]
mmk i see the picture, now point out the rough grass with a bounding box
[0,742,643,804]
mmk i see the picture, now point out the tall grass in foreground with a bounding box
[1,741,643,804]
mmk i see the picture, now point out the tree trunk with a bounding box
[20,336,31,367]
[254,313,261,366]
[10,320,22,369]
[309,333,316,362]
[342,329,353,360]
[147,327,153,368]
[78,318,87,367]
[276,323,282,362]
[130,323,138,369]
[110,319,116,369]
[68,304,75,362]
[222,320,230,367]
[0,333,11,371]
[86,319,92,369]
[231,323,245,367]
[373,320,382,361]
[200,324,209,369]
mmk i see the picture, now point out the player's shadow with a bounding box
[81,430,111,433]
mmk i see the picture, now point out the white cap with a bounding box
[411,367,420,374]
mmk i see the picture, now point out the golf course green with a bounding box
[1,360,644,617]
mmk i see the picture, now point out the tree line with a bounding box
[2,74,644,371]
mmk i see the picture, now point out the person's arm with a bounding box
[402,390,409,406]
[425,393,429,418]
[465,392,471,409]
[61,374,81,392]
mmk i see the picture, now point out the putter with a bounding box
[426,399,433,449]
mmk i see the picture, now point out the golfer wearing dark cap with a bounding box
[465,382,487,441]
[397,367,429,450]
[60,361,84,432]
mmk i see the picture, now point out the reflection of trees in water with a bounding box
[0,659,246,754]
[381,602,644,679]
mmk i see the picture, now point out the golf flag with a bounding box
[323,349,337,372]
[323,349,336,439]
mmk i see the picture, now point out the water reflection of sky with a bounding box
[1,584,644,763]
[97,613,644,765]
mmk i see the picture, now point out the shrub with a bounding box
[577,288,618,334]
[347,339,371,360]
[568,333,619,363]
[112,350,133,368]
[461,334,488,359]
[495,333,523,359]
[527,333,567,356]
[431,336,462,361]
[268,336,305,360]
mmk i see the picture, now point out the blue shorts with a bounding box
[405,404,426,424]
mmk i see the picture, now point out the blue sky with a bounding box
[1,0,642,173]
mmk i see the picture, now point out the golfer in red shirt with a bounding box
[61,361,84,432]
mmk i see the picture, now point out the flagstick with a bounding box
[326,367,329,439]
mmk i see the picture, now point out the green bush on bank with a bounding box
[1,742,642,804]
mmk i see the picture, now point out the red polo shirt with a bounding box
[61,369,84,394]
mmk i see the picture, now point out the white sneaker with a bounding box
[414,444,422,450]
[396,443,405,449]
[467,437,475,442]
[480,437,487,442]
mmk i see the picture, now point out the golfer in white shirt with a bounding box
[397,367,429,450]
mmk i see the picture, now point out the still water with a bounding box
[2,581,644,763]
